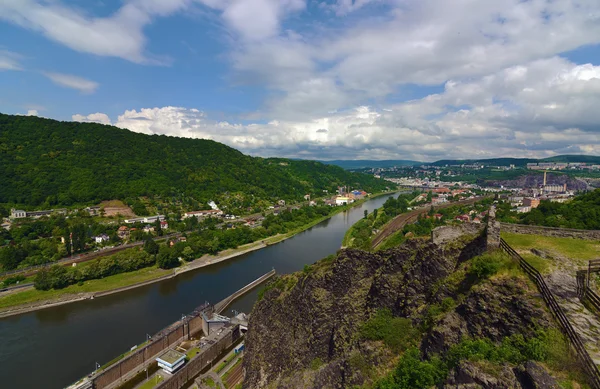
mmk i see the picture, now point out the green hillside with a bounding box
[0,113,389,208]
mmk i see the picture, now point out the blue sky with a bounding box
[1,0,600,161]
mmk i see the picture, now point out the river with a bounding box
[0,193,398,389]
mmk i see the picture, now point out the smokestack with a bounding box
[543,171,547,187]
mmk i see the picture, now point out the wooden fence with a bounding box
[576,259,600,314]
[499,239,600,389]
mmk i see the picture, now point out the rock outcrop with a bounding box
[243,233,564,389]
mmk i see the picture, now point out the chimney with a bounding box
[543,171,547,187]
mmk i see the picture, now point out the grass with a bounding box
[186,347,200,360]
[222,358,242,381]
[501,232,600,265]
[137,375,164,389]
[0,266,171,310]
[215,352,238,373]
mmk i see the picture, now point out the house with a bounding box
[523,198,540,208]
[472,217,482,224]
[117,226,130,239]
[433,214,443,220]
[335,197,352,206]
[85,206,102,216]
[160,221,169,230]
[10,209,26,219]
[94,234,110,244]
[455,215,470,222]
[123,215,165,224]
[182,210,223,219]
[143,225,155,233]
[278,200,286,206]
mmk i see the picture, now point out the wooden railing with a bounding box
[499,239,600,389]
[576,259,600,314]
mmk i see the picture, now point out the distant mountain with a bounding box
[0,114,389,208]
[430,155,600,167]
[316,159,422,170]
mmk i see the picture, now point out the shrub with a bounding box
[360,309,417,352]
[374,348,447,389]
[468,252,511,280]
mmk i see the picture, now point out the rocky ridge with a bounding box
[243,232,585,389]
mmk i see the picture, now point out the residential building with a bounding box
[160,221,169,230]
[523,198,540,208]
[123,215,165,224]
[182,210,223,219]
[117,226,130,239]
[94,234,110,244]
[335,196,351,206]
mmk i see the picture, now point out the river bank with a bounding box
[0,192,396,319]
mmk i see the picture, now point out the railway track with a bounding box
[225,362,243,388]
[371,196,487,248]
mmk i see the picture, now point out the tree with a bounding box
[157,247,179,269]
[155,218,163,236]
[143,238,159,257]
[34,268,52,291]
[182,246,195,261]
[364,210,368,219]
[373,208,378,219]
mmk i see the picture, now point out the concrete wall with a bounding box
[156,325,242,389]
[93,304,211,389]
[500,223,600,240]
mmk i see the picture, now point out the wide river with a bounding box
[0,193,399,389]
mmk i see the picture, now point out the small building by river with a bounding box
[156,349,186,374]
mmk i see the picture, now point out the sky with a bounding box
[1,0,600,162]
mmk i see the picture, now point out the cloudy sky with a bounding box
[1,0,599,161]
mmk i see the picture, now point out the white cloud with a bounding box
[72,112,112,125]
[84,57,600,160]
[44,72,99,94]
[0,50,22,71]
[16,109,39,116]
[0,0,190,64]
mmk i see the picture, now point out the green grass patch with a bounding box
[376,230,406,251]
[520,253,551,274]
[0,266,171,310]
[186,347,200,360]
[501,232,600,264]
[360,308,418,352]
[215,352,238,374]
[205,377,216,388]
[468,251,518,280]
[136,374,164,389]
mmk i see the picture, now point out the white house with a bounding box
[94,234,110,244]
[335,197,352,206]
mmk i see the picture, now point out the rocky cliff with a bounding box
[243,232,585,389]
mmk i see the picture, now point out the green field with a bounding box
[501,232,600,268]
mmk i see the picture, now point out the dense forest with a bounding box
[498,189,600,229]
[0,114,388,208]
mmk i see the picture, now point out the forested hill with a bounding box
[0,113,389,208]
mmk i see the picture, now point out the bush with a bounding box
[468,252,511,280]
[360,309,417,352]
[1,274,25,286]
[374,348,447,389]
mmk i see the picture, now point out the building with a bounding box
[160,221,169,230]
[117,226,130,239]
[523,198,540,208]
[94,234,110,244]
[455,215,470,222]
[517,206,532,213]
[10,208,67,219]
[156,350,186,374]
[10,209,26,219]
[123,215,165,224]
[182,210,223,219]
[335,196,351,206]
